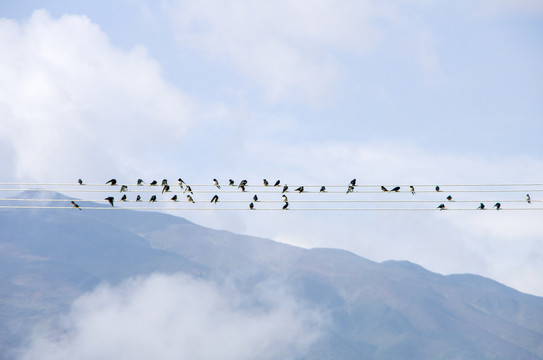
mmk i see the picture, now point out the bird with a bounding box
[150,180,158,186]
[477,203,485,210]
[187,195,195,203]
[435,185,440,192]
[446,195,453,201]
[391,186,400,192]
[120,185,128,192]
[78,179,83,185]
[526,194,531,204]
[105,197,114,206]
[282,195,288,202]
[346,185,354,194]
[350,179,356,186]
[381,186,388,192]
[149,195,157,203]
[282,202,289,210]
[409,185,415,194]
[71,201,82,210]
[239,185,246,192]
[120,194,127,202]
[229,179,235,186]
[184,185,193,194]
[320,186,326,193]
[213,179,221,189]
[239,180,248,188]
[162,184,170,194]
[263,179,269,186]
[437,204,445,210]
[494,202,501,210]
[249,202,254,210]
[274,180,280,186]
[106,179,117,186]
[253,194,258,202]
[211,195,218,203]
[171,195,178,201]
[161,179,168,186]
[282,185,288,193]
[136,195,141,202]
[137,179,144,186]
[177,178,184,187]
[295,186,304,193]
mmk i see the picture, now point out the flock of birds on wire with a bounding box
[58,178,539,212]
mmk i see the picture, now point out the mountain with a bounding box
[1,192,543,359]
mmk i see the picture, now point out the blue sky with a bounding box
[1,0,542,295]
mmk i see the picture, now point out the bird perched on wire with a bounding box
[178,178,184,188]
[187,195,195,203]
[249,202,254,210]
[162,184,170,194]
[229,179,235,186]
[213,179,221,189]
[282,185,288,193]
[106,179,117,186]
[526,194,531,204]
[120,194,127,202]
[477,203,485,210]
[346,185,354,194]
[120,185,128,192]
[282,202,289,210]
[136,195,141,202]
[274,180,280,186]
[253,194,258,202]
[71,201,82,210]
[263,179,269,186]
[184,185,193,194]
[171,195,178,201]
[105,197,114,206]
[494,202,501,210]
[149,195,157,203]
[239,185,246,192]
[150,180,158,186]
[239,180,248,188]
[137,179,144,186]
[391,186,400,192]
[161,179,168,186]
[446,195,453,201]
[211,195,218,203]
[381,186,388,192]
[78,179,83,185]
[295,186,304,193]
[409,185,415,194]
[320,186,326,193]
[435,186,440,192]
[282,195,288,202]
[437,204,445,211]
[350,179,356,187]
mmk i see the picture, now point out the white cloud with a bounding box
[21,273,324,360]
[0,10,195,182]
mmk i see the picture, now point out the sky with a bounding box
[0,0,542,301]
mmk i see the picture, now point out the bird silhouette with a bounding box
[409,185,415,194]
[282,195,288,202]
[295,186,304,193]
[282,185,288,193]
[137,179,144,186]
[229,179,235,186]
[149,195,157,203]
[446,195,452,201]
[120,185,128,192]
[136,195,141,202]
[178,178,184,188]
[253,194,258,202]
[494,202,501,210]
[477,203,485,210]
[105,197,114,206]
[78,179,83,185]
[106,179,117,186]
[161,179,168,186]
[184,185,193,194]
[282,202,289,210]
[274,180,280,186]
[263,179,269,186]
[150,180,158,186]
[171,195,178,201]
[381,186,388,192]
[249,202,254,210]
[162,184,170,194]
[320,186,326,192]
[350,179,356,186]
[391,186,400,192]
[526,194,531,204]
[437,204,445,210]
[239,180,248,188]
[187,195,195,203]
[211,195,219,203]
[346,185,354,194]
[213,179,221,189]
[71,201,82,210]
[120,194,127,201]
[435,186,440,192]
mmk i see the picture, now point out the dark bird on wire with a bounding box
[149,195,157,203]
[162,184,170,194]
[282,195,288,202]
[239,180,248,188]
[274,180,280,186]
[446,195,453,201]
[346,185,354,194]
[249,202,254,210]
[253,194,258,202]
[71,201,82,210]
[78,179,83,185]
[120,194,127,202]
[494,202,501,210]
[526,194,531,204]
[437,204,445,210]
[391,186,400,192]
[477,203,485,210]
[263,179,269,186]
[239,185,246,192]
[213,179,221,189]
[106,179,117,186]
[320,186,326,193]
[410,185,415,194]
[137,179,144,186]
[295,186,304,193]
[184,185,193,194]
[120,185,128,192]
[105,197,114,206]
[211,195,218,203]
[171,195,178,201]
[350,179,356,187]
[381,186,388,192]
[187,195,195,203]
[161,179,168,186]
[178,178,184,188]
[229,179,235,186]
[435,185,440,192]
[283,202,289,210]
[150,180,158,186]
[282,185,288,193]
[136,195,141,202]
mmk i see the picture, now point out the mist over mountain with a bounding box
[1,192,542,359]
